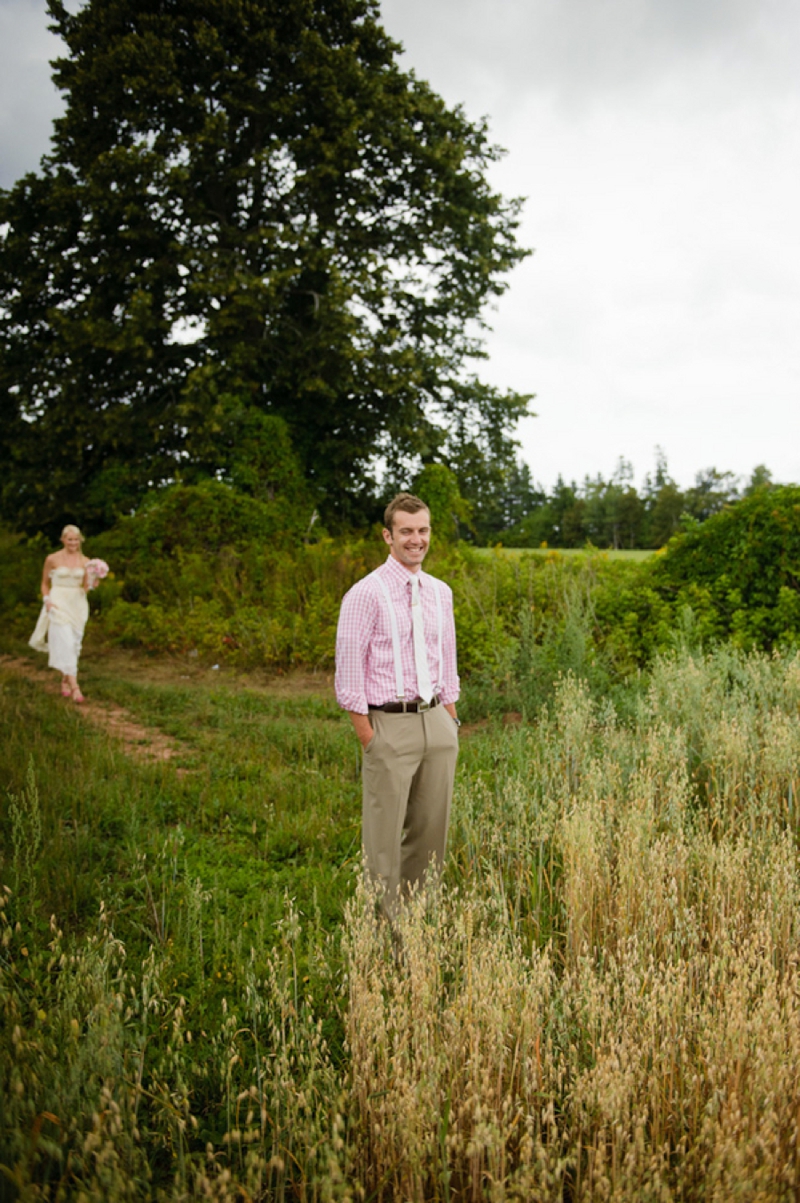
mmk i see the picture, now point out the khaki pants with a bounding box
[362,703,459,919]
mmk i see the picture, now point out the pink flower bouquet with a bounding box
[86,557,110,588]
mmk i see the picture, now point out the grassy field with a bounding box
[470,546,657,562]
[2,639,800,1200]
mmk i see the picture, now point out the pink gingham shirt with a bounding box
[335,555,460,714]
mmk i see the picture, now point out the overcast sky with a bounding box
[2,0,799,492]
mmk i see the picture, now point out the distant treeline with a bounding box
[488,454,776,549]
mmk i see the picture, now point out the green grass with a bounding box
[1,650,362,936]
[4,640,800,1200]
[0,641,526,1198]
[0,644,505,964]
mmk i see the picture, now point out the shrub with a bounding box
[91,478,312,563]
[653,485,800,649]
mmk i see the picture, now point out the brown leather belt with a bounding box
[368,697,441,714]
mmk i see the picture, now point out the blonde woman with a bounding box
[29,524,92,702]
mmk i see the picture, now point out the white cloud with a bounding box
[381,0,800,115]
[381,0,800,489]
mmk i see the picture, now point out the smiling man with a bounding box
[335,492,460,920]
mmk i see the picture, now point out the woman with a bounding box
[29,524,93,702]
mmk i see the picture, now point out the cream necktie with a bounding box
[410,573,434,703]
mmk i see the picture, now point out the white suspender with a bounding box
[434,576,443,689]
[375,572,405,700]
[374,568,443,700]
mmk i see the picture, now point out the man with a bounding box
[335,492,460,918]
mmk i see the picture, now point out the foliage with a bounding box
[75,484,381,666]
[93,477,316,558]
[498,451,760,550]
[3,475,797,728]
[653,483,800,649]
[5,511,672,719]
[0,525,46,618]
[448,447,545,545]
[0,505,680,719]
[411,463,470,543]
[442,547,674,718]
[0,0,529,536]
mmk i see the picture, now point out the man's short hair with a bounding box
[383,492,430,531]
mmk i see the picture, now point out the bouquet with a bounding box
[86,557,110,588]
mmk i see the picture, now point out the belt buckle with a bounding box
[417,699,431,712]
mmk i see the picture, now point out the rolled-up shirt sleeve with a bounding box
[335,582,376,714]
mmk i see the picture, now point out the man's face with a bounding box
[383,508,431,571]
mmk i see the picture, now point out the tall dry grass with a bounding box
[344,646,800,1200]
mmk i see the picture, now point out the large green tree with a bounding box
[0,0,529,534]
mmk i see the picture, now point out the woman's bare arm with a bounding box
[41,555,55,606]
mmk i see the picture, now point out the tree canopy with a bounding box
[0,0,530,535]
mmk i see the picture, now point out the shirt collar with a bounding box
[382,553,427,588]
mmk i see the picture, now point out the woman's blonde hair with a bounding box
[61,524,84,543]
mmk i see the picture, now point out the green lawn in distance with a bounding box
[469,546,656,562]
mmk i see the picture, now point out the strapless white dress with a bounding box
[29,566,90,676]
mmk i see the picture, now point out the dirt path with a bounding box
[1,647,496,755]
[0,654,185,766]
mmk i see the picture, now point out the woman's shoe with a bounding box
[61,680,72,697]
[71,686,85,704]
